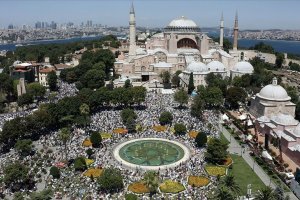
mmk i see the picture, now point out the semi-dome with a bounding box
[186,61,207,73]
[233,61,254,73]
[257,78,290,101]
[207,61,226,72]
[165,16,200,32]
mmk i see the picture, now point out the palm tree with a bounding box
[58,127,71,160]
[254,186,276,200]
[143,171,159,197]
[221,174,241,196]
[80,103,90,133]
[215,186,235,200]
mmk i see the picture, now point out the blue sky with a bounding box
[0,0,299,30]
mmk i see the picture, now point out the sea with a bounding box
[0,36,300,55]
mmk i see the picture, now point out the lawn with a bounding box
[228,154,265,195]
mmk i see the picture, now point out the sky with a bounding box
[0,0,299,30]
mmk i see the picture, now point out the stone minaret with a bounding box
[233,11,238,51]
[220,12,224,48]
[128,3,136,61]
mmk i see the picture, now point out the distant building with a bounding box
[10,62,35,83]
[39,67,55,87]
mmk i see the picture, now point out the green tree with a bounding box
[47,71,58,91]
[121,108,137,124]
[215,186,235,200]
[97,167,124,193]
[124,79,132,88]
[159,71,171,84]
[80,69,106,89]
[49,166,60,179]
[27,82,46,98]
[221,175,241,196]
[131,86,147,105]
[86,148,94,159]
[159,111,173,125]
[205,137,229,164]
[58,127,71,159]
[174,123,187,135]
[174,89,188,107]
[195,132,207,147]
[254,187,276,200]
[188,72,195,94]
[143,171,159,196]
[74,156,87,171]
[125,193,138,200]
[14,139,33,157]
[90,131,102,148]
[3,162,31,191]
[13,192,25,200]
[17,93,34,107]
[275,53,285,68]
[225,87,247,109]
[30,189,53,200]
[191,95,204,119]
[80,103,90,131]
[204,86,223,108]
[0,73,14,97]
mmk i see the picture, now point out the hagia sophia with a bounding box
[114,4,254,88]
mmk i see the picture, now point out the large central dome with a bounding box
[165,16,200,32]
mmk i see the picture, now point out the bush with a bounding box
[195,132,207,147]
[74,156,87,171]
[86,148,94,158]
[49,166,60,179]
[159,111,173,125]
[97,168,124,193]
[90,131,102,148]
[174,123,187,135]
[125,193,138,200]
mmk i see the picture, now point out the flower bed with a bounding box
[188,176,210,187]
[101,132,112,139]
[82,139,92,147]
[159,180,185,193]
[83,168,103,178]
[128,182,150,194]
[188,130,198,138]
[113,128,128,134]
[205,165,227,176]
[152,125,167,132]
[222,156,233,167]
[85,159,94,166]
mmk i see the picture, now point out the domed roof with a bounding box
[233,61,254,73]
[257,78,290,101]
[165,16,200,32]
[270,113,298,125]
[168,16,198,27]
[186,61,207,73]
[207,61,226,72]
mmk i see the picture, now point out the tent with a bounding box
[239,114,247,121]
[247,119,253,126]
[262,150,273,160]
[222,114,229,121]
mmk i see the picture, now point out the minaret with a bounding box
[128,3,136,61]
[220,12,224,48]
[233,11,238,51]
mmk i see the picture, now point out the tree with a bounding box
[143,171,159,196]
[205,73,228,96]
[13,192,25,200]
[159,71,171,84]
[205,137,228,164]
[191,95,204,119]
[195,132,207,147]
[273,185,285,200]
[97,167,124,193]
[254,187,276,200]
[171,74,181,87]
[174,123,187,135]
[215,186,236,200]
[80,103,90,131]
[124,79,132,88]
[125,193,138,200]
[159,111,173,125]
[174,89,188,107]
[47,71,58,91]
[27,82,46,99]
[225,87,247,109]
[3,162,32,191]
[204,86,223,108]
[74,156,87,171]
[0,73,14,98]
[188,72,195,94]
[30,189,53,200]
[90,131,102,148]
[221,175,241,196]
[80,69,106,89]
[86,148,94,159]
[49,166,60,179]
[275,53,285,68]
[131,86,147,105]
[121,108,137,124]
[17,93,34,107]
[14,139,33,157]
[58,127,71,159]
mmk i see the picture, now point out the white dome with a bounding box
[207,61,226,72]
[186,61,207,73]
[233,61,254,73]
[270,113,298,125]
[168,16,198,27]
[258,78,290,101]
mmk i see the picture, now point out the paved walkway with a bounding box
[219,124,299,200]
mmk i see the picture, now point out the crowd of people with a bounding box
[0,83,221,200]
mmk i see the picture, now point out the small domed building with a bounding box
[249,77,295,118]
[231,61,254,78]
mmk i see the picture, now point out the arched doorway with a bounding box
[177,38,197,49]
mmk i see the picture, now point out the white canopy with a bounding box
[161,89,174,94]
[222,114,229,121]
[247,119,253,126]
[262,150,273,160]
[246,134,253,140]
[239,114,247,121]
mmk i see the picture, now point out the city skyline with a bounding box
[0,0,300,30]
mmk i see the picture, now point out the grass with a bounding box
[220,132,229,144]
[229,154,265,195]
